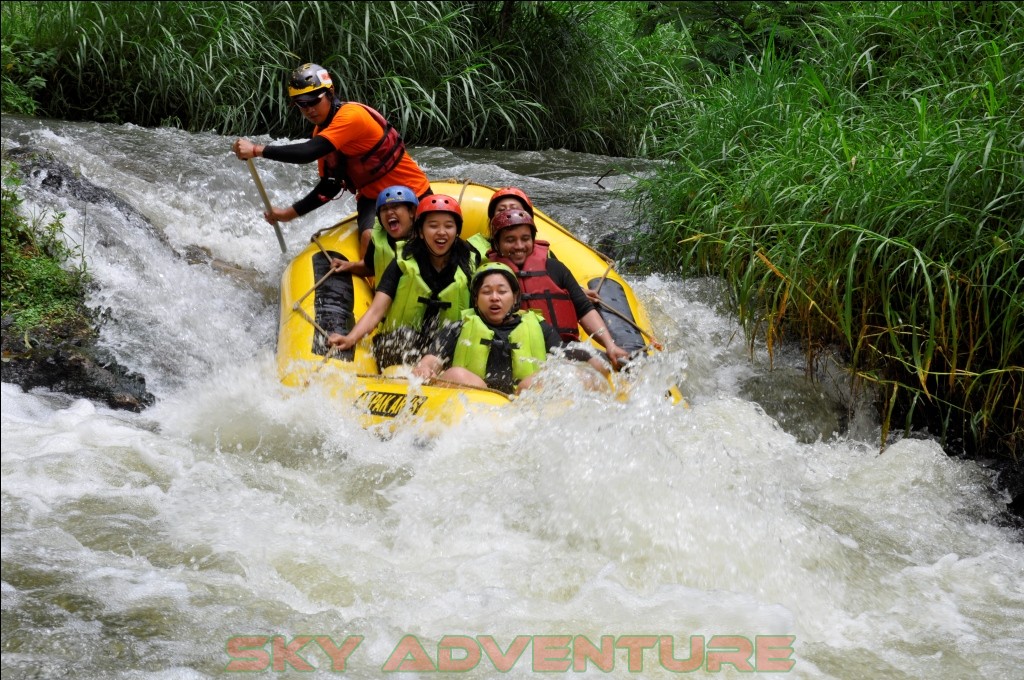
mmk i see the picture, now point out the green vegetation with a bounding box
[1,33,55,116]
[0,0,696,155]
[628,2,1023,460]
[1,161,90,334]
[1,1,1020,463]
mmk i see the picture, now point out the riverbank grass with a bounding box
[630,2,1023,460]
[0,1,679,155]
[1,162,90,334]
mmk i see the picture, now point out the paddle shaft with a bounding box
[247,159,287,253]
[594,261,614,295]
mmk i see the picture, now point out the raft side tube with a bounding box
[587,278,645,353]
[312,250,355,359]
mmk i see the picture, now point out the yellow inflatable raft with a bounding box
[277,180,674,428]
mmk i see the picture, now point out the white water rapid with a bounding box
[2,117,1021,679]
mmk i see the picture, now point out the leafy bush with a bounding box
[1,33,57,116]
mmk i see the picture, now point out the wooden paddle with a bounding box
[246,159,287,253]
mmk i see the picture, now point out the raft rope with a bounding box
[594,261,613,295]
[299,345,340,387]
[593,298,663,351]
[290,232,357,341]
[310,234,332,261]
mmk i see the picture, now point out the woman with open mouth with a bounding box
[413,263,609,394]
[327,195,484,369]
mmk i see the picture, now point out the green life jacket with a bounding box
[384,252,471,331]
[370,227,403,277]
[452,309,548,384]
[467,233,492,259]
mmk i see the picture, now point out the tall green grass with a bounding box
[631,1,1023,459]
[0,1,688,155]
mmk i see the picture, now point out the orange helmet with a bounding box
[489,208,536,242]
[414,194,463,234]
[487,187,534,218]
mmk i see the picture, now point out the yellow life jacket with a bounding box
[370,227,403,277]
[452,309,548,384]
[467,233,492,259]
[384,252,471,331]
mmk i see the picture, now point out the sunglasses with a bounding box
[293,92,325,109]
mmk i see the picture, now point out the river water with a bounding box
[1,117,1021,679]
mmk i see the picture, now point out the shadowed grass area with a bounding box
[629,2,1023,460]
[0,1,693,155]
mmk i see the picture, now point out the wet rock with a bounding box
[5,146,170,247]
[182,244,277,301]
[3,146,268,410]
[992,458,1024,532]
[2,148,156,411]
[182,244,214,265]
[1,314,154,412]
[595,231,633,265]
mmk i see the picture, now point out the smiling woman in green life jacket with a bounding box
[326,195,482,369]
[413,262,610,395]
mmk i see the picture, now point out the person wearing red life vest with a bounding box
[484,198,630,369]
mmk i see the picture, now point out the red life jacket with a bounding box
[493,241,580,341]
[319,103,406,191]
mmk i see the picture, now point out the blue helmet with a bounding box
[375,185,419,219]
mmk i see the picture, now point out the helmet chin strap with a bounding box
[319,89,341,126]
[500,295,521,323]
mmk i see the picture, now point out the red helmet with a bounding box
[487,187,534,218]
[414,194,463,234]
[489,208,536,241]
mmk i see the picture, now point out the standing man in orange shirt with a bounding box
[232,62,431,256]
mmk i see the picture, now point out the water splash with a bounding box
[2,117,1021,679]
